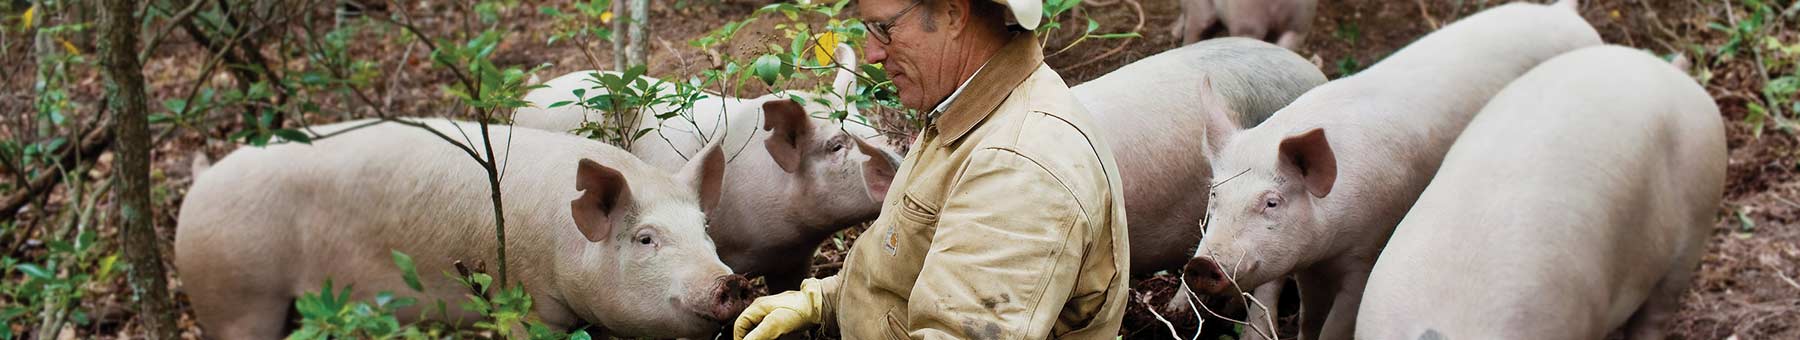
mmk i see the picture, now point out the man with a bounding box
[733,0,1129,338]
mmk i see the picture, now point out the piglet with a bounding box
[1179,1,1601,339]
[176,118,747,339]
[1357,45,1725,340]
[1172,0,1317,49]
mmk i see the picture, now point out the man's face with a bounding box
[860,0,961,111]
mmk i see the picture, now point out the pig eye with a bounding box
[1260,193,1283,213]
[634,229,656,246]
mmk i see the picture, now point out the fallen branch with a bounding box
[0,120,115,222]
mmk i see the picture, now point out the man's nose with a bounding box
[863,41,887,64]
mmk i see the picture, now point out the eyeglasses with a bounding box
[867,0,924,44]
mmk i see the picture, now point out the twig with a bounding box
[141,0,208,62]
[1776,268,1800,293]
[383,42,418,113]
[0,119,114,221]
[1063,0,1145,71]
[1175,261,1279,340]
[1416,0,1441,29]
[1134,291,1194,340]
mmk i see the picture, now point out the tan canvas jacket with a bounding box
[813,33,1130,340]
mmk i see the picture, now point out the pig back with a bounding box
[1359,46,1725,339]
[1074,37,1324,127]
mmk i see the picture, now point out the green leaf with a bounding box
[391,250,424,292]
[569,330,593,340]
[473,273,494,294]
[17,263,52,279]
[76,230,96,251]
[1088,32,1142,39]
[547,100,575,108]
[1747,102,1768,139]
[273,129,313,144]
[752,54,786,86]
[1085,19,1099,34]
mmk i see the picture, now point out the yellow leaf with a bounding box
[601,11,613,24]
[21,4,35,30]
[59,38,79,56]
[1609,10,1620,19]
[98,254,118,279]
[812,31,840,65]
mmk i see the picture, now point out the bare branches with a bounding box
[0,111,113,223]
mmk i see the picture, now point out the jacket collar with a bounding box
[931,33,1044,144]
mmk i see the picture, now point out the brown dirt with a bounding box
[2,0,1797,339]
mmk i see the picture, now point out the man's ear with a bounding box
[941,0,969,37]
[762,99,813,173]
[572,159,632,243]
[677,138,727,213]
[1278,128,1337,198]
[853,137,900,203]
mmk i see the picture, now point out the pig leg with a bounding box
[1275,31,1308,51]
[1313,270,1371,340]
[1224,20,1272,46]
[1178,0,1218,45]
[1243,280,1284,340]
[190,292,292,339]
[1316,284,1363,340]
[1622,249,1701,339]
[1295,276,1333,340]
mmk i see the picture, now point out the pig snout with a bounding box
[1181,256,1234,296]
[694,274,761,323]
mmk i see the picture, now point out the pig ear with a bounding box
[853,137,900,203]
[831,44,859,101]
[1199,76,1242,157]
[678,138,728,213]
[572,159,632,243]
[1278,128,1337,198]
[762,99,814,173]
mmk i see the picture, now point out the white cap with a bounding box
[990,0,1042,30]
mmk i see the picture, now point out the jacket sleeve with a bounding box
[903,148,1092,340]
[815,275,842,329]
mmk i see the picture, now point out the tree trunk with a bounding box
[99,0,180,339]
[611,0,627,71]
[626,0,649,67]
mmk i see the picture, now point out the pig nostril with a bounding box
[1181,257,1230,295]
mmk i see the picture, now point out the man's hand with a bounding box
[733,278,827,340]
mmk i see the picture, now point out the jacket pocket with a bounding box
[884,309,909,340]
[897,193,939,225]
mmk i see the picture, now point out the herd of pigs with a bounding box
[170,0,1726,339]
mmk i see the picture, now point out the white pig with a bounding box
[175,118,746,339]
[1356,45,1725,340]
[1074,37,1327,335]
[1075,37,1328,275]
[512,44,900,291]
[1179,1,1602,339]
[1172,0,1317,49]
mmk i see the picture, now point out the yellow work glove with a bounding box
[733,278,827,340]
